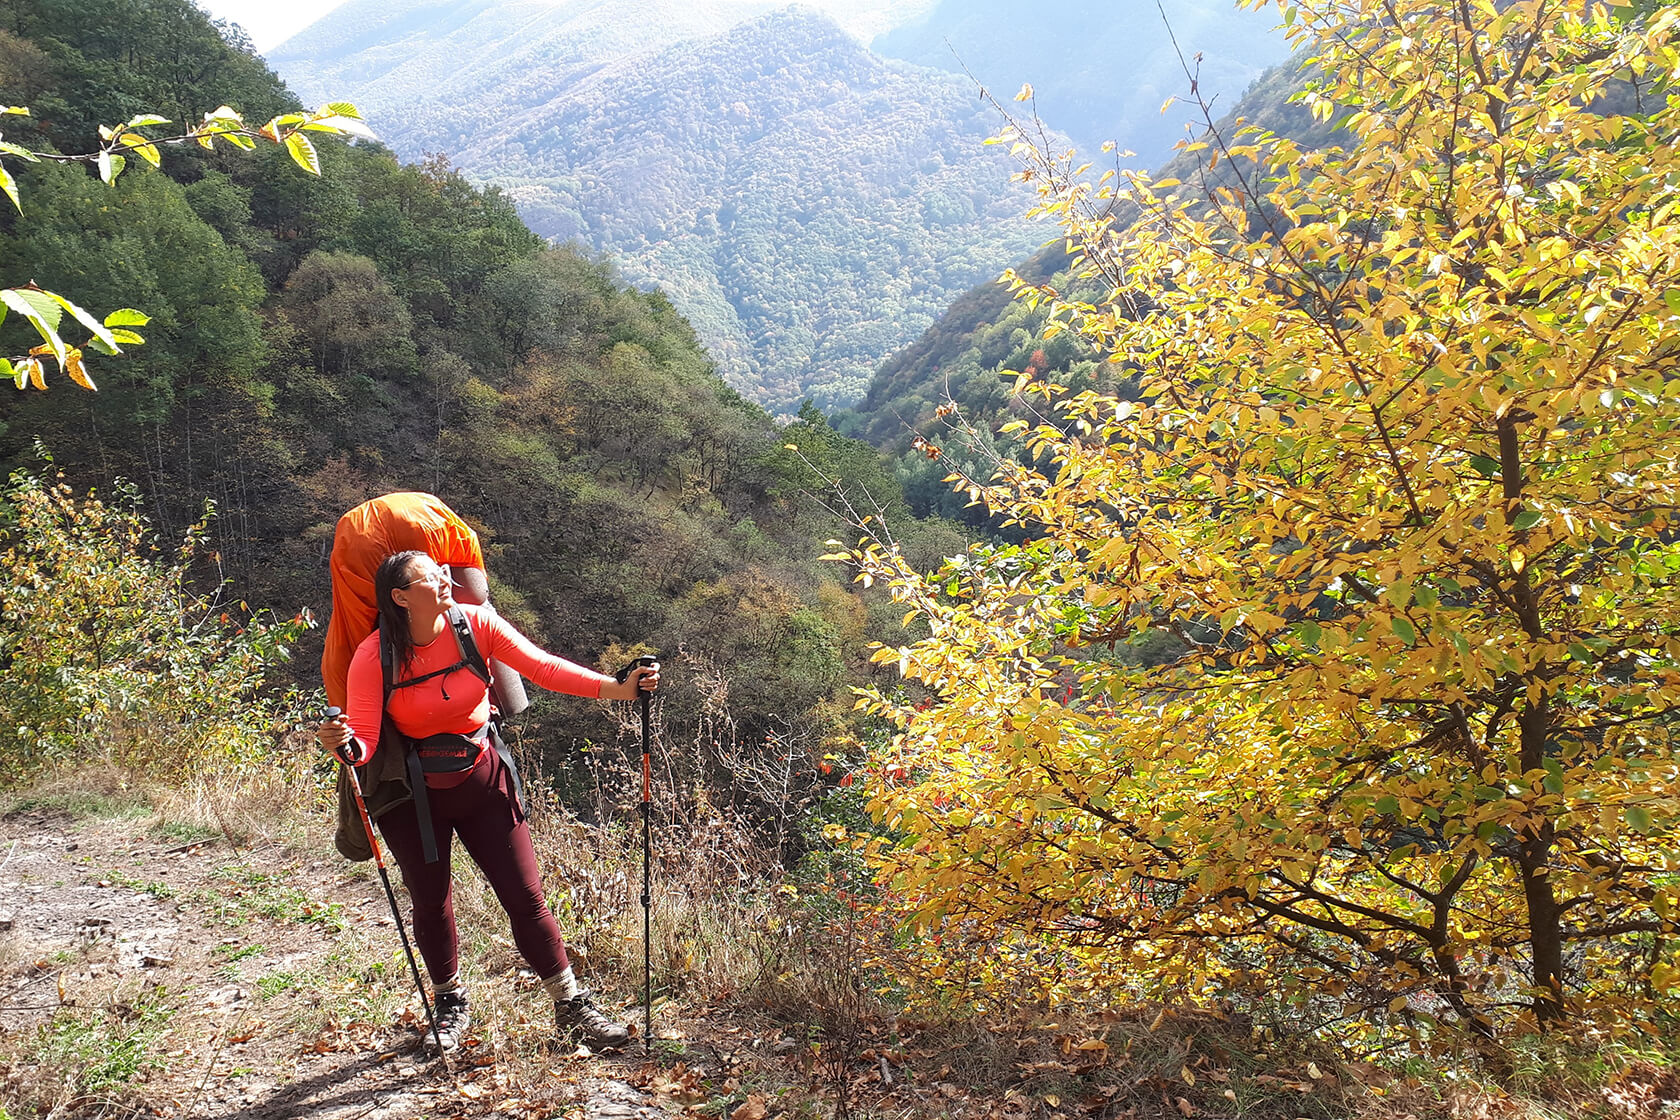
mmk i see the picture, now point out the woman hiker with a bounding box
[319,549,658,1051]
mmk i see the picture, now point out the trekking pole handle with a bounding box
[324,706,366,766]
[615,655,661,695]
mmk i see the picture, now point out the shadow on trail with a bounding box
[196,1042,447,1120]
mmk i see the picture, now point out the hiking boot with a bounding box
[431,990,471,1052]
[555,990,630,1050]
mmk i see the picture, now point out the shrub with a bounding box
[0,464,309,781]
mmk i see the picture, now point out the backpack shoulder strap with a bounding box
[446,605,492,687]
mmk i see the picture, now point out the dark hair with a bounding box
[374,550,429,670]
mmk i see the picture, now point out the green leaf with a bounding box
[1626,805,1652,834]
[1296,618,1322,648]
[103,308,150,327]
[1512,510,1543,531]
[0,139,38,161]
[108,328,146,346]
[1373,795,1400,815]
[284,132,320,175]
[97,150,126,184]
[1391,617,1417,645]
[1468,454,1501,477]
[124,113,170,128]
[45,291,117,353]
[1664,289,1680,318]
[3,287,64,333]
[0,357,14,389]
[6,290,66,365]
[0,164,17,213]
[1568,642,1595,664]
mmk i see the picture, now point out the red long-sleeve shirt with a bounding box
[345,604,612,766]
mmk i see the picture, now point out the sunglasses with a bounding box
[401,563,451,589]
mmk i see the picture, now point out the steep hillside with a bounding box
[871,0,1289,162]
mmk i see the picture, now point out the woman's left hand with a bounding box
[601,662,660,702]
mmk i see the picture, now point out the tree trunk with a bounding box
[1516,702,1566,1025]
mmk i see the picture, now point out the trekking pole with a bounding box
[620,657,659,1053]
[327,707,445,1059]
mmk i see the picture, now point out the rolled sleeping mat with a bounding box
[490,657,530,718]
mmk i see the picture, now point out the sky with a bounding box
[194,0,348,51]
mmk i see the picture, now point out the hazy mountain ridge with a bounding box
[272,0,938,150]
[271,0,754,149]
[872,0,1289,162]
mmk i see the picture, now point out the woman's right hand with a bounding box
[317,713,364,765]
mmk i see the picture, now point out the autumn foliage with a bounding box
[843,0,1680,1039]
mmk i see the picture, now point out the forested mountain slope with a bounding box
[460,8,1049,411]
[872,0,1288,161]
[0,0,956,754]
[272,2,1049,413]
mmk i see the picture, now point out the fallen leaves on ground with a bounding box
[731,1092,767,1120]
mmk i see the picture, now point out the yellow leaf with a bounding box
[117,130,161,167]
[64,348,95,390]
[284,132,321,175]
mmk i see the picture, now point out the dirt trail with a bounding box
[0,807,679,1120]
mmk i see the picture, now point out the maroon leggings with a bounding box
[376,747,570,984]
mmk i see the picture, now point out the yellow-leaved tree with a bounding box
[843,0,1679,1039]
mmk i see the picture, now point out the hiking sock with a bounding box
[433,972,463,999]
[541,966,581,1002]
